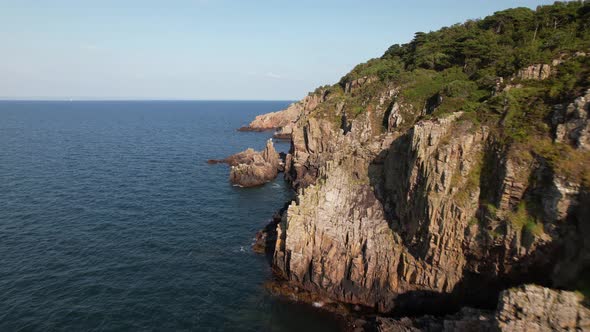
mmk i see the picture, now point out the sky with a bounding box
[0,0,558,100]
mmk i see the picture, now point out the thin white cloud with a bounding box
[265,72,281,79]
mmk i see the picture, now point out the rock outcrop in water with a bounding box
[208,139,282,187]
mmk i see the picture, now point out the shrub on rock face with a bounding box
[443,80,478,98]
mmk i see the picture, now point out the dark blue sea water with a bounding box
[0,101,341,331]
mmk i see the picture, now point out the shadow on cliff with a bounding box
[385,251,559,317]
[253,201,292,264]
[367,131,429,259]
[366,133,562,317]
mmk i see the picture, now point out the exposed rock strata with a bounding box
[273,125,294,139]
[553,89,590,150]
[228,48,590,330]
[238,93,327,133]
[516,64,552,80]
[239,103,301,131]
[256,81,590,317]
[275,111,498,312]
[344,76,379,94]
[495,284,590,331]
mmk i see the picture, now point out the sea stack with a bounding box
[208,139,282,187]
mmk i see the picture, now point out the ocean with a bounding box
[0,101,341,331]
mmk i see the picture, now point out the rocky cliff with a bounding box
[238,93,327,134]
[255,84,588,332]
[268,76,589,312]
[237,3,590,330]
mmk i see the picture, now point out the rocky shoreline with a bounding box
[213,89,590,331]
[211,4,590,330]
[214,90,587,331]
[217,87,589,330]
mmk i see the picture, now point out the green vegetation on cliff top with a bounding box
[343,1,590,118]
[312,1,590,184]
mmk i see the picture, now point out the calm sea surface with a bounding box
[0,101,341,331]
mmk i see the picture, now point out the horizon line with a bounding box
[0,98,297,102]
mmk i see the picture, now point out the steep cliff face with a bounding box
[553,89,590,151]
[267,70,589,315]
[275,107,487,310]
[239,2,590,326]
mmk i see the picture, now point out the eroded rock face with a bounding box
[273,124,293,139]
[265,84,590,315]
[208,139,282,187]
[230,139,281,187]
[343,76,379,94]
[239,103,302,131]
[275,111,501,312]
[553,89,590,151]
[238,93,326,132]
[516,64,551,80]
[495,285,590,332]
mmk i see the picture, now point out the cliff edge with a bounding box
[239,2,590,330]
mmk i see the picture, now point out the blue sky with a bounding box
[0,0,557,100]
